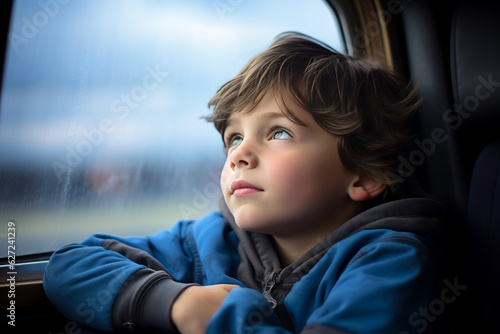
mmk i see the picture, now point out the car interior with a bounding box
[0,0,498,333]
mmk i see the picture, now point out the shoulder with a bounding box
[185,210,238,251]
[190,210,229,235]
[311,228,443,289]
[325,228,433,262]
[149,210,227,240]
[336,197,447,253]
[343,230,433,266]
[314,229,443,299]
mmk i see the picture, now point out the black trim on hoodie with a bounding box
[102,241,198,332]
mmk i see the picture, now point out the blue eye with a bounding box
[272,130,292,140]
[229,136,243,147]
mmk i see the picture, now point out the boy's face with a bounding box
[220,91,359,239]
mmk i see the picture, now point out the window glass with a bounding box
[0,0,343,257]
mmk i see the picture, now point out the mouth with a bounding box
[230,180,263,196]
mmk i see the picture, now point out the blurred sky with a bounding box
[0,0,343,168]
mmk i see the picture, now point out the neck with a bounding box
[272,236,318,267]
[272,201,363,267]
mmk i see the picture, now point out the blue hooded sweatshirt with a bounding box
[43,197,451,333]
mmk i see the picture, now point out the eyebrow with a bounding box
[263,110,290,122]
[225,110,298,130]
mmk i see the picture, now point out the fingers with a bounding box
[219,284,241,292]
[171,284,242,334]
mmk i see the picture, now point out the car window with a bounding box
[0,0,344,257]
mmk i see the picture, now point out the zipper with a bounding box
[262,268,296,332]
[262,268,281,309]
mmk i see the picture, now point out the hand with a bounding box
[171,284,240,334]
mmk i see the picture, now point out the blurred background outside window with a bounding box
[0,0,343,257]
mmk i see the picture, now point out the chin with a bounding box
[234,218,256,231]
[234,217,280,236]
[234,215,266,233]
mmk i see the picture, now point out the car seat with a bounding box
[450,1,500,332]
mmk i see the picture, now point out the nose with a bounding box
[229,139,257,170]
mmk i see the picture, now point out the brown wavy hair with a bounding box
[206,32,421,187]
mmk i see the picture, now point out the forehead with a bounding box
[225,91,308,129]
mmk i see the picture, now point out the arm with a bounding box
[43,220,200,332]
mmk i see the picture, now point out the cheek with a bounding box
[271,153,349,199]
[267,156,313,194]
[220,161,231,191]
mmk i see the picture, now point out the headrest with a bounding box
[450,2,500,130]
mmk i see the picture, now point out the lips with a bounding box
[230,180,263,196]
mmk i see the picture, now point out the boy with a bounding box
[43,32,448,333]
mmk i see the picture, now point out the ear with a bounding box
[347,176,387,202]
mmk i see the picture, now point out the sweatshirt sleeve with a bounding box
[43,220,200,333]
